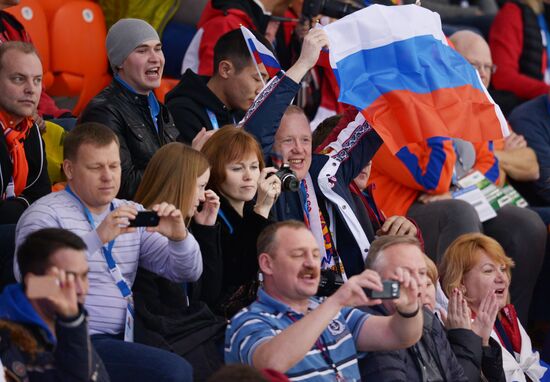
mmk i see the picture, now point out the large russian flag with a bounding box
[240,26,281,78]
[323,4,509,153]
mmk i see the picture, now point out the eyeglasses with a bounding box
[469,61,497,74]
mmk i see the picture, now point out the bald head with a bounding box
[450,30,493,88]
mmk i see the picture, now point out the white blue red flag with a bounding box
[323,4,509,153]
[240,25,281,78]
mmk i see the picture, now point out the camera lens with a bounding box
[281,174,300,192]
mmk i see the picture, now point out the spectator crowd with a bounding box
[2,0,550,381]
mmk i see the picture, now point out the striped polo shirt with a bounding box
[225,288,369,381]
[15,190,202,335]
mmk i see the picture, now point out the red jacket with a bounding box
[489,2,550,100]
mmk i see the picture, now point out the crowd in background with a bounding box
[1,0,550,381]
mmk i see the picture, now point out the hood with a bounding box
[199,0,269,33]
[165,69,227,112]
[0,284,55,344]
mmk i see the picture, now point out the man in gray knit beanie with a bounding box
[105,18,164,93]
[79,18,179,200]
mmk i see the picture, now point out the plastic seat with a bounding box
[47,1,111,116]
[154,77,179,103]
[38,0,75,25]
[5,0,54,88]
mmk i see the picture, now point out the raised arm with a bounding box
[242,29,328,159]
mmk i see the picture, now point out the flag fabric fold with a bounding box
[240,25,281,78]
[323,4,509,154]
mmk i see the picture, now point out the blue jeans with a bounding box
[91,334,193,382]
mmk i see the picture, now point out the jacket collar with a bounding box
[0,110,33,133]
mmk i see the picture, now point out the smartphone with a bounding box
[364,280,400,299]
[128,211,160,227]
[26,275,60,299]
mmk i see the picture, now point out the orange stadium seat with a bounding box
[5,0,54,89]
[154,77,179,103]
[47,1,111,116]
[38,0,73,25]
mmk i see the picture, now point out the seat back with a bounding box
[39,0,75,25]
[49,1,108,77]
[5,0,53,88]
[48,1,110,115]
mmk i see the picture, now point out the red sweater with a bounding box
[489,2,550,100]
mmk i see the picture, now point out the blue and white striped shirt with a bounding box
[225,288,369,381]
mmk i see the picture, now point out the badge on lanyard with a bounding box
[124,297,135,343]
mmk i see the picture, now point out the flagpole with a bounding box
[240,25,266,87]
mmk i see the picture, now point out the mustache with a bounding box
[298,266,319,278]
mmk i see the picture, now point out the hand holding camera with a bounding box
[255,167,283,218]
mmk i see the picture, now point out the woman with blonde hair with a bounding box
[133,142,222,302]
[439,233,549,381]
[201,125,281,316]
[131,142,227,380]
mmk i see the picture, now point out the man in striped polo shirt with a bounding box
[225,220,423,381]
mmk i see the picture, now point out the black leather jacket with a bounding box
[79,80,179,199]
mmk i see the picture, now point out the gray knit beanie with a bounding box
[106,18,160,72]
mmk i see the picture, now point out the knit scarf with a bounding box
[300,174,346,278]
[1,113,33,196]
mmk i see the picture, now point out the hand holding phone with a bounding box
[364,280,400,300]
[128,211,160,227]
[25,270,79,318]
[26,275,61,299]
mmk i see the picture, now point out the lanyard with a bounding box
[287,312,345,381]
[64,186,132,298]
[217,209,234,235]
[205,108,237,130]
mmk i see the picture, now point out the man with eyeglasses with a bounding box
[450,30,540,185]
[354,29,547,325]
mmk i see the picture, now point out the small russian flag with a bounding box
[240,25,281,78]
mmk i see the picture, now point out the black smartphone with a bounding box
[364,280,400,299]
[128,211,160,227]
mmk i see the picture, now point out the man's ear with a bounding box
[63,159,73,180]
[258,252,274,276]
[218,60,234,79]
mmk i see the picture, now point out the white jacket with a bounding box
[490,318,547,381]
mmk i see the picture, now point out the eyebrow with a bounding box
[135,43,162,50]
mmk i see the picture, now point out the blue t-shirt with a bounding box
[225,288,369,381]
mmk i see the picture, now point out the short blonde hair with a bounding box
[438,233,514,298]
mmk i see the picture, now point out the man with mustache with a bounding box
[0,41,50,224]
[225,220,423,382]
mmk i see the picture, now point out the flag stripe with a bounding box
[364,86,506,153]
[335,35,484,111]
[324,4,446,63]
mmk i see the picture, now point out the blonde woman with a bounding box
[439,233,549,381]
[133,142,222,304]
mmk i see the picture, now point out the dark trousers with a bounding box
[92,334,193,382]
[408,200,546,324]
